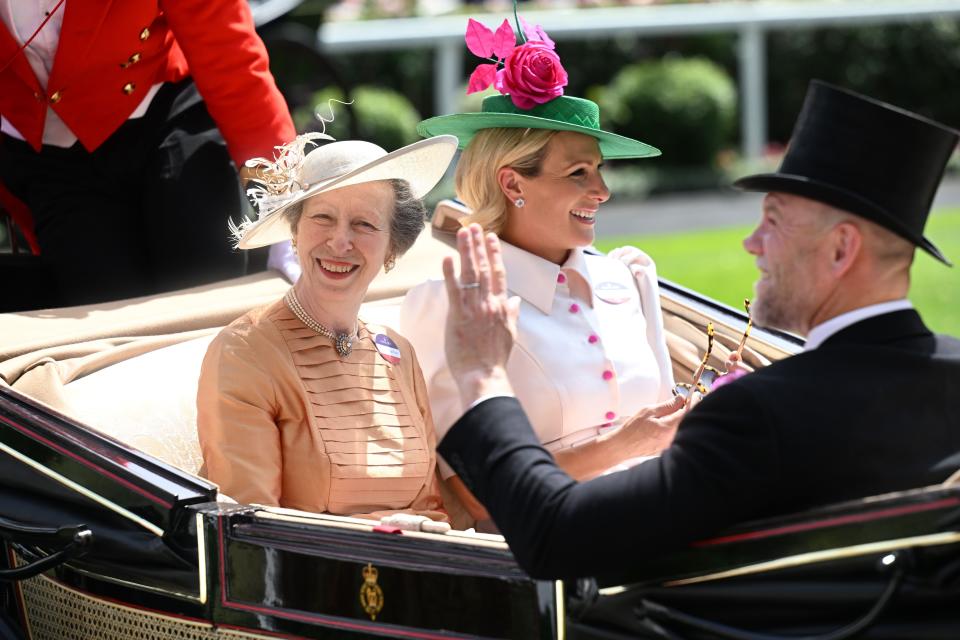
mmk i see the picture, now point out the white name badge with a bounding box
[595,281,632,305]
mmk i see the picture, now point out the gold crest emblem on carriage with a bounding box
[359,562,384,620]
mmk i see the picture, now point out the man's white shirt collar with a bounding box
[804,299,913,351]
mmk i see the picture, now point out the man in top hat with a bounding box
[435,80,960,581]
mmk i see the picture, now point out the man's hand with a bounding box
[442,224,521,410]
[712,352,749,390]
[724,351,743,375]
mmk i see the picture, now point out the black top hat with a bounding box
[735,80,958,266]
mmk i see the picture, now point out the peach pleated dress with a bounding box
[197,299,445,521]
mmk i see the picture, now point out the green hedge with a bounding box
[766,19,960,142]
[596,57,736,168]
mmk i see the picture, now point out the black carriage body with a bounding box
[0,387,560,639]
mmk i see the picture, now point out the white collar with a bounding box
[499,241,592,314]
[803,299,913,351]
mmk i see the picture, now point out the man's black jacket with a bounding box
[439,310,960,580]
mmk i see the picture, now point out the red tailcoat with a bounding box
[0,0,296,251]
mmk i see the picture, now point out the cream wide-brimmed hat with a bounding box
[235,135,458,249]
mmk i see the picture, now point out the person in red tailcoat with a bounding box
[0,0,296,306]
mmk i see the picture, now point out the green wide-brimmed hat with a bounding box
[417,95,660,160]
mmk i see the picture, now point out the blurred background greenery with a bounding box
[292,13,960,162]
[595,208,960,336]
[271,11,960,202]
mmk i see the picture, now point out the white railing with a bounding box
[315,0,960,158]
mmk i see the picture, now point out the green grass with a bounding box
[595,208,960,336]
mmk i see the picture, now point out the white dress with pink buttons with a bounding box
[400,242,675,478]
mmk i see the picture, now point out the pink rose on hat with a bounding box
[495,41,568,109]
[464,16,567,110]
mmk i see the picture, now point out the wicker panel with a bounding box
[16,569,274,640]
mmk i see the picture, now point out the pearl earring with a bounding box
[514,198,525,208]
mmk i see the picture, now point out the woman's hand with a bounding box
[442,224,521,410]
[552,395,689,480]
[614,395,688,456]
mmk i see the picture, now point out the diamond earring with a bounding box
[514,198,525,208]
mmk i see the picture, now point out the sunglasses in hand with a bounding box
[674,299,753,403]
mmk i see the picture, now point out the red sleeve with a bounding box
[161,0,296,166]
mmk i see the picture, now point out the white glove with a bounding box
[607,244,676,399]
[608,244,654,269]
[379,513,451,534]
[267,240,301,283]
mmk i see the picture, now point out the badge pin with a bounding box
[595,281,633,305]
[374,334,402,364]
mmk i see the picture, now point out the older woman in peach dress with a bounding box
[197,133,457,523]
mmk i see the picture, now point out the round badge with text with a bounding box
[374,334,402,364]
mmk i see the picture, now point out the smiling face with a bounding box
[293,181,394,326]
[499,131,610,264]
[742,192,837,334]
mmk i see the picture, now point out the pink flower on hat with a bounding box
[495,41,567,109]
[464,16,567,110]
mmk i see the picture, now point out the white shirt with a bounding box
[400,242,675,477]
[804,299,913,351]
[0,0,161,147]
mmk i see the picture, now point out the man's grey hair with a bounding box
[816,202,915,265]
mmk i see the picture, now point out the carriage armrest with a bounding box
[945,468,960,486]
[621,484,960,587]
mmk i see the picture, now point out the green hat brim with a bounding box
[417,112,661,160]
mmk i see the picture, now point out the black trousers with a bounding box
[0,79,246,307]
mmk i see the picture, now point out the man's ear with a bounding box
[830,222,862,278]
[496,166,523,202]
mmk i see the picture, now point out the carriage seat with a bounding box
[62,334,215,476]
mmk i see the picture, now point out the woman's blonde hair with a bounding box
[455,128,558,234]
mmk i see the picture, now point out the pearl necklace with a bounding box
[284,289,355,358]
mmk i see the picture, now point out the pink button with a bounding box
[605,411,616,421]
[569,303,580,313]
[602,370,614,381]
[557,272,567,284]
[588,334,599,344]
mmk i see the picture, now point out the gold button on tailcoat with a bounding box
[139,27,150,41]
[122,83,136,95]
[121,53,141,68]
[49,91,62,104]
